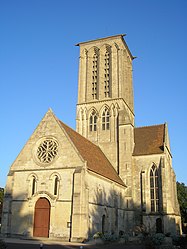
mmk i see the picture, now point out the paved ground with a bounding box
[2,238,144,249]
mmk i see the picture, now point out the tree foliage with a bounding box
[0,239,7,249]
[177,181,187,223]
[0,188,4,224]
[0,188,4,203]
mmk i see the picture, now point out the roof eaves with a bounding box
[88,168,126,187]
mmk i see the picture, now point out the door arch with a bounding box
[102,215,106,234]
[156,218,163,233]
[33,198,50,237]
[102,214,108,234]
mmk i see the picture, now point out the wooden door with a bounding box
[33,198,50,237]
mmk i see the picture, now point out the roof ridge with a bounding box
[76,34,126,46]
[135,123,165,129]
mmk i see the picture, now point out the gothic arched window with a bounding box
[92,53,98,99]
[104,51,110,98]
[102,108,110,130]
[54,175,59,196]
[89,110,97,132]
[150,165,159,212]
[32,176,36,196]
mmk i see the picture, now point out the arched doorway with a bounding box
[102,215,106,234]
[156,218,163,233]
[33,198,50,237]
[102,214,108,234]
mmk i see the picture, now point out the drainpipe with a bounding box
[140,170,145,225]
[69,171,75,242]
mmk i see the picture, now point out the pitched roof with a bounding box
[133,124,165,156]
[58,120,125,186]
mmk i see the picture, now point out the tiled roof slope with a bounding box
[58,120,125,186]
[133,124,165,156]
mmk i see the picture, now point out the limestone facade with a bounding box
[1,35,181,241]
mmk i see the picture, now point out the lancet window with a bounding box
[92,53,98,99]
[32,176,36,196]
[150,165,159,212]
[89,110,97,131]
[102,108,110,130]
[104,51,110,98]
[54,175,59,196]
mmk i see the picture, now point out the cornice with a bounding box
[77,97,135,116]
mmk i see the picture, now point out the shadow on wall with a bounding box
[1,192,33,238]
[0,185,181,240]
[88,187,139,238]
[88,186,180,239]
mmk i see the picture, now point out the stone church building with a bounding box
[1,35,181,241]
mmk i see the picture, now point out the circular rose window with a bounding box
[36,139,58,164]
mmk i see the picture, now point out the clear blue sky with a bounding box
[0,0,187,187]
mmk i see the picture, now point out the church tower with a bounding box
[76,35,135,184]
[1,34,181,240]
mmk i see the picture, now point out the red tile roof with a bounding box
[58,120,125,186]
[133,124,165,156]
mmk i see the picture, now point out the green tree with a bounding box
[177,182,187,223]
[0,187,4,225]
[0,188,4,204]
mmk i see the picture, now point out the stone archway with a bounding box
[33,198,50,237]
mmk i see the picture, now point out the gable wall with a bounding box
[10,111,83,171]
[1,111,85,239]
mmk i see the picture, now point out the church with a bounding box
[1,34,181,241]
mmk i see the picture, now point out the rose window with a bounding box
[37,139,58,164]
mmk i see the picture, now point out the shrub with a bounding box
[172,235,187,248]
[165,232,171,237]
[102,232,118,241]
[121,233,129,243]
[133,224,147,235]
[151,233,165,245]
[119,230,124,237]
[93,232,103,239]
[144,237,155,249]
[0,240,7,249]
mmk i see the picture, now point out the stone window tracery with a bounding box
[102,108,110,130]
[89,110,97,131]
[150,164,159,212]
[37,139,58,164]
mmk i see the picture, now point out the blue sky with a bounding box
[0,0,187,187]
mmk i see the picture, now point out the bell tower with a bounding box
[76,34,135,183]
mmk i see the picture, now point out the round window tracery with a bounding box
[36,139,58,164]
